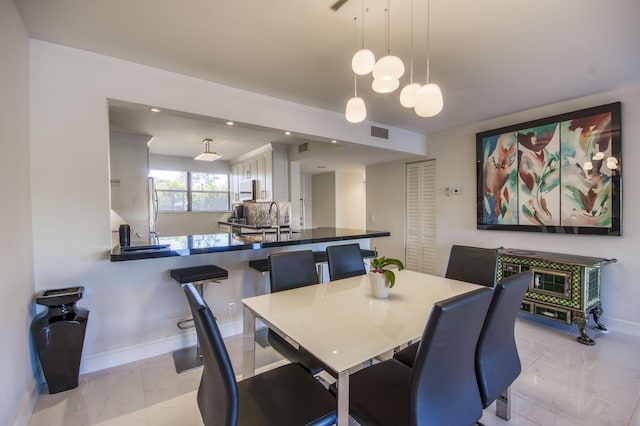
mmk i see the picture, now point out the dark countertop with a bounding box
[110,227,390,262]
[217,221,278,229]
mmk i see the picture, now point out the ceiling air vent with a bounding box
[371,126,389,140]
[298,142,309,153]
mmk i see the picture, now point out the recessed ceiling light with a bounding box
[331,140,337,144]
[149,107,161,113]
[285,131,291,135]
[225,121,234,126]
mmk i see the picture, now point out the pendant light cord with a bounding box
[361,0,366,49]
[353,17,359,97]
[426,0,431,84]
[409,0,414,84]
[385,0,390,55]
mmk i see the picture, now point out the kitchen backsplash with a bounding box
[242,202,291,227]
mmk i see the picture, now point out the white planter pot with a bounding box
[369,272,390,299]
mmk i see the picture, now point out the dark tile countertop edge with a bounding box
[110,227,390,262]
[217,221,283,230]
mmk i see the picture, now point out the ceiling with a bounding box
[108,99,415,174]
[15,0,640,168]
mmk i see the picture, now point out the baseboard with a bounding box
[602,316,640,338]
[517,312,640,339]
[79,318,243,374]
[12,377,38,426]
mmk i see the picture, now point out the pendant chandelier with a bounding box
[194,139,222,161]
[345,18,367,123]
[351,0,375,75]
[399,0,421,107]
[414,0,443,117]
[371,0,404,93]
[341,0,444,123]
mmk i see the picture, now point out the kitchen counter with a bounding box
[110,227,390,261]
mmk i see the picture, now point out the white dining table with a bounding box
[241,269,485,426]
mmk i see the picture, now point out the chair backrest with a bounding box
[410,287,492,426]
[326,243,366,281]
[445,245,499,287]
[183,283,238,426]
[268,250,319,293]
[475,271,532,407]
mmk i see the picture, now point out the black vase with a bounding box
[31,287,89,394]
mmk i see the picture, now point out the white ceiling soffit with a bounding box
[107,99,410,174]
[17,0,640,135]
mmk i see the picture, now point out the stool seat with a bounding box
[170,265,228,284]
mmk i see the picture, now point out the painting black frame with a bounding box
[476,102,622,236]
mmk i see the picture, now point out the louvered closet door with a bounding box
[405,160,436,273]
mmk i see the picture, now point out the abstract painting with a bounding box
[476,102,621,235]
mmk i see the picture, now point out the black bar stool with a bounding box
[170,264,228,373]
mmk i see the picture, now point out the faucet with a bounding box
[269,201,280,235]
[268,201,280,239]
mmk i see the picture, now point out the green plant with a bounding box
[370,256,405,288]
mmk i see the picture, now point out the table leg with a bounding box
[242,306,256,379]
[336,370,349,426]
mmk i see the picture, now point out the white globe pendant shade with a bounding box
[372,55,405,80]
[414,83,444,117]
[352,49,376,75]
[372,78,400,94]
[399,83,421,108]
[345,97,367,123]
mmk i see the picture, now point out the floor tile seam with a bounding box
[136,363,153,426]
[506,391,548,425]
[627,397,640,426]
[511,374,640,410]
[524,349,640,377]
[513,384,638,422]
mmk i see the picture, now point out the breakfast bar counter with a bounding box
[110,227,390,261]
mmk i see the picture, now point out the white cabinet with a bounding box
[232,143,289,202]
[230,163,241,202]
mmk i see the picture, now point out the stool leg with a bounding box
[172,281,205,373]
[194,282,203,360]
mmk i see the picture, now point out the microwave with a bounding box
[239,179,256,202]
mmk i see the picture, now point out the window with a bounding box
[150,169,229,212]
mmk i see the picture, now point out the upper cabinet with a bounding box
[231,142,289,202]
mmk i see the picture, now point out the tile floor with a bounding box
[29,316,640,426]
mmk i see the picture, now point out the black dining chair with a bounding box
[267,250,324,374]
[393,245,499,367]
[444,245,500,288]
[476,271,532,420]
[182,283,336,426]
[326,243,367,281]
[345,287,493,426]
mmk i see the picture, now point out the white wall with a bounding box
[335,169,366,230]
[28,40,421,374]
[109,131,152,244]
[311,172,336,227]
[366,160,412,261]
[367,85,640,336]
[0,0,36,424]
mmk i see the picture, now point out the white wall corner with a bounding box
[602,316,640,338]
[11,377,38,426]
